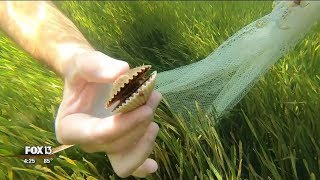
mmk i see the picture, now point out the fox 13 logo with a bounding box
[25,146,52,155]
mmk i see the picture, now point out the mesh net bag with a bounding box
[155,1,320,118]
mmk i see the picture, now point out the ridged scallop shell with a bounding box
[106,65,157,113]
[113,71,157,113]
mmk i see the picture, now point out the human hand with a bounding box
[55,50,162,178]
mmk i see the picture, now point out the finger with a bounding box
[103,120,150,153]
[75,51,129,83]
[107,122,159,178]
[145,91,162,112]
[96,90,161,142]
[87,91,161,146]
[56,103,154,145]
[104,105,154,140]
[83,120,150,153]
[55,113,100,145]
[132,158,158,178]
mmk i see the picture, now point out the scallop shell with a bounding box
[106,65,157,113]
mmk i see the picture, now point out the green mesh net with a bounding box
[155,1,320,118]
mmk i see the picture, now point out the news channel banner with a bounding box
[2,146,58,164]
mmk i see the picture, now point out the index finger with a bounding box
[94,91,162,141]
[145,91,162,112]
[56,91,162,145]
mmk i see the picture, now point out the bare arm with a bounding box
[0,1,94,76]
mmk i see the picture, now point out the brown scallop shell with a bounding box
[106,65,157,113]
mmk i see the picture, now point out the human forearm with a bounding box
[0,1,94,76]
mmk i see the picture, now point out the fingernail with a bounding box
[154,91,163,108]
[148,161,158,173]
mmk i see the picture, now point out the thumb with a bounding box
[132,158,158,178]
[75,51,129,83]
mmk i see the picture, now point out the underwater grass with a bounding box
[0,1,319,179]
